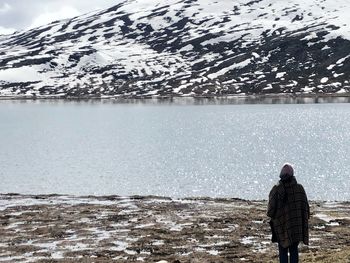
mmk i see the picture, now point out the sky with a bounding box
[0,0,121,34]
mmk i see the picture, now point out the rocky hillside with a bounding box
[0,0,350,98]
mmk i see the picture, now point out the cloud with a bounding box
[29,6,81,29]
[0,0,122,31]
[0,2,11,13]
[0,26,15,35]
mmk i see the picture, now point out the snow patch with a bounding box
[276,72,286,78]
[207,58,251,79]
[320,77,328,83]
[0,66,46,82]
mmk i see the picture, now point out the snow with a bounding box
[207,58,251,79]
[263,84,273,90]
[0,66,45,82]
[314,213,334,223]
[327,221,340,226]
[207,250,219,255]
[180,44,193,52]
[336,55,350,64]
[327,64,336,70]
[127,0,179,30]
[241,236,254,245]
[252,52,260,58]
[0,195,136,211]
[173,83,192,93]
[336,88,347,93]
[330,82,342,87]
[301,86,314,92]
[112,241,129,251]
[333,73,343,77]
[301,32,318,41]
[152,240,165,246]
[276,72,286,79]
[320,77,329,83]
[134,223,155,229]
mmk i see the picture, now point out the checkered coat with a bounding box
[267,176,310,248]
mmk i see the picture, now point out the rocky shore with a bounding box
[0,194,349,262]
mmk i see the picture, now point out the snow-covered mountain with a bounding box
[0,0,350,98]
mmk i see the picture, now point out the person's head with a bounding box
[280,163,294,181]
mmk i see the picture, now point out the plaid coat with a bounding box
[267,176,310,248]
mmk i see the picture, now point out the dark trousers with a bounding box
[278,242,299,263]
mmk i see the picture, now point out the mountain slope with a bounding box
[0,0,350,98]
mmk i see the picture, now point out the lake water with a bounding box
[0,98,350,201]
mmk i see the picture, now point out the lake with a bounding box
[0,98,349,200]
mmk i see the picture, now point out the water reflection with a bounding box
[1,95,350,105]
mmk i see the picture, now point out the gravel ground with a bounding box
[0,194,349,262]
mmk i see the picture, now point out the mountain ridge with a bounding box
[0,0,350,98]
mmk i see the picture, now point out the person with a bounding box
[267,163,310,263]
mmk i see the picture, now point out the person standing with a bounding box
[267,163,310,263]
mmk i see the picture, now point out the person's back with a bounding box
[267,163,310,263]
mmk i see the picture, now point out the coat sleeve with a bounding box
[301,185,310,219]
[267,186,277,218]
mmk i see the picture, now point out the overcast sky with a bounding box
[0,0,121,34]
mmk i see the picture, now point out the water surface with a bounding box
[0,99,349,200]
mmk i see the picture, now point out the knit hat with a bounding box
[280,163,294,180]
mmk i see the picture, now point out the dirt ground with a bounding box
[0,194,349,262]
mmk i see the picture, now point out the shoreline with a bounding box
[1,92,350,103]
[1,193,348,202]
[1,194,349,262]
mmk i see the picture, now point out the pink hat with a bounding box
[280,163,294,178]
